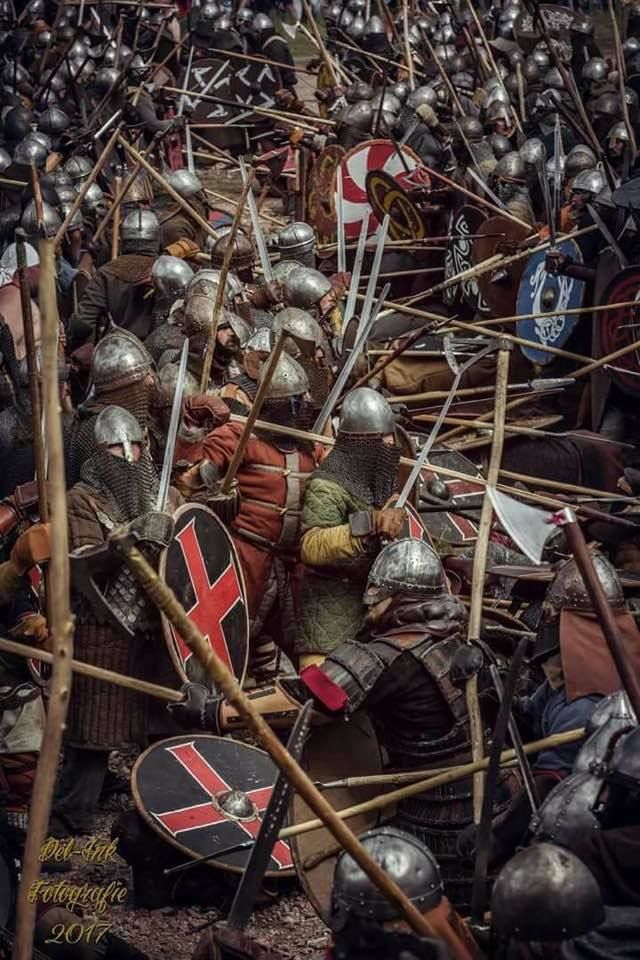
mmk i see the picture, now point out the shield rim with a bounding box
[288,714,383,921]
[338,139,421,237]
[598,264,640,395]
[159,502,250,689]
[365,169,426,242]
[474,214,531,317]
[515,238,585,364]
[132,733,294,877]
[307,143,345,245]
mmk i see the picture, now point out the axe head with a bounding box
[487,487,555,564]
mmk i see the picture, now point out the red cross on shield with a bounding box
[160,504,249,687]
[134,735,293,876]
[152,742,292,869]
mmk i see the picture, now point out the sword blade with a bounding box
[336,167,346,275]
[155,338,188,512]
[240,156,273,282]
[341,214,369,338]
[489,664,538,813]
[395,341,497,508]
[313,282,391,435]
[586,203,628,268]
[358,213,389,341]
[226,700,314,930]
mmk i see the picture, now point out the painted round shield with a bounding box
[159,503,249,691]
[418,449,483,547]
[365,170,426,242]
[339,139,420,240]
[289,714,383,921]
[516,239,585,365]
[307,144,345,246]
[599,266,640,396]
[133,735,293,876]
[513,4,573,61]
[474,216,531,317]
[444,205,491,315]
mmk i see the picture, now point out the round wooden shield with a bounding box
[159,503,249,692]
[418,449,483,548]
[307,144,345,246]
[183,58,241,150]
[599,266,640,396]
[516,239,585,365]
[133,735,293,877]
[513,4,573,61]
[444,204,491,315]
[365,169,426,242]
[473,216,531,317]
[288,714,383,921]
[339,139,421,240]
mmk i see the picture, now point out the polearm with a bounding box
[555,509,640,718]
[111,167,123,259]
[116,134,220,244]
[301,0,338,86]
[610,0,638,159]
[111,538,439,940]
[414,162,533,230]
[13,239,74,960]
[207,45,319,76]
[200,168,256,392]
[0,636,182,703]
[52,124,123,249]
[219,332,287,494]
[92,129,166,244]
[465,342,512,822]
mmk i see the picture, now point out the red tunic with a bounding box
[174,422,317,631]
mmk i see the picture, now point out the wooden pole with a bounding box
[465,342,511,821]
[204,188,286,228]
[159,86,335,129]
[53,125,122,248]
[220,334,286,492]
[13,239,74,960]
[0,637,181,703]
[301,0,338,85]
[280,727,585,839]
[111,169,122,261]
[562,514,640,717]
[114,540,438,939]
[199,169,255,391]
[420,163,531,228]
[117,135,220,243]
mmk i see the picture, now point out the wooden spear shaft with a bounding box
[0,636,181,702]
[114,541,438,939]
[91,130,163,244]
[421,163,531,228]
[220,334,286,493]
[160,86,336,128]
[301,0,338,86]
[53,125,122,248]
[465,343,511,822]
[281,727,585,839]
[226,414,623,503]
[200,169,255,392]
[204,188,286,227]
[116,135,219,243]
[111,170,122,261]
[13,240,74,960]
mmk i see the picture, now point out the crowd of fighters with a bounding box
[3,0,640,956]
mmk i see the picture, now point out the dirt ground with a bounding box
[44,755,328,960]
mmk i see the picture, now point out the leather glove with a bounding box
[456,822,480,862]
[183,395,230,430]
[123,511,174,548]
[370,508,406,540]
[168,683,223,733]
[10,523,51,575]
[544,251,570,276]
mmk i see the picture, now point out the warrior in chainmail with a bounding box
[173,353,318,680]
[296,388,405,663]
[65,329,161,486]
[170,539,519,917]
[52,406,180,836]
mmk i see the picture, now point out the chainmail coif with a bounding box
[80,448,159,523]
[314,434,401,507]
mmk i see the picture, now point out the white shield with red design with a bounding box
[338,139,421,240]
[159,503,249,690]
[133,735,293,876]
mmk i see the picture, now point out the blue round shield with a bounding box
[516,239,585,365]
